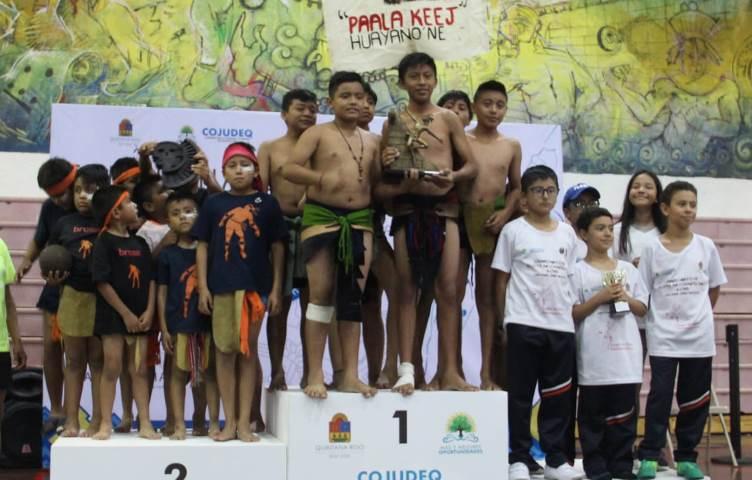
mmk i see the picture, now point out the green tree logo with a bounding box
[448,414,475,440]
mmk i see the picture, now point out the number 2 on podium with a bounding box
[393,410,407,444]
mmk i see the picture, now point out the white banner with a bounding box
[323,0,490,72]
[48,104,562,423]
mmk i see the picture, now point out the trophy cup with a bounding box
[383,106,443,180]
[602,270,630,315]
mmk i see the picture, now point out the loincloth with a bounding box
[463,195,506,256]
[175,332,213,386]
[389,192,460,289]
[284,215,307,296]
[58,286,96,337]
[212,290,266,356]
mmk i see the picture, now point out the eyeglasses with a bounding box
[528,186,559,197]
[571,200,600,209]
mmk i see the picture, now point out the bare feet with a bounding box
[251,417,266,433]
[91,427,112,441]
[208,421,221,440]
[304,383,328,399]
[81,421,101,438]
[440,373,479,392]
[192,422,208,437]
[269,371,287,391]
[423,374,440,391]
[414,364,427,390]
[214,423,237,442]
[392,363,416,396]
[237,423,260,443]
[138,425,162,440]
[60,420,80,438]
[327,370,344,390]
[299,377,308,389]
[170,424,187,440]
[338,377,377,398]
[160,422,175,436]
[375,368,397,389]
[114,416,132,433]
[480,376,501,391]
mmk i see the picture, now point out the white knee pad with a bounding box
[306,303,335,324]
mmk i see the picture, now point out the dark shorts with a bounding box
[36,284,61,313]
[0,352,11,390]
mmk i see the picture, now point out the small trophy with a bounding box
[602,270,630,315]
[383,106,442,180]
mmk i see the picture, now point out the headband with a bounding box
[222,144,257,170]
[113,166,141,185]
[45,164,78,197]
[100,191,130,234]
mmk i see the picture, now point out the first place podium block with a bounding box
[51,432,286,480]
[267,389,508,480]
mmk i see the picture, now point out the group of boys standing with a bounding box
[13,51,727,480]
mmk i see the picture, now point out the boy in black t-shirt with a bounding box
[16,157,76,428]
[48,164,109,438]
[90,186,159,441]
[158,191,219,440]
[194,142,286,442]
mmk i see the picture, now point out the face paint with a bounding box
[240,165,256,174]
[179,210,198,221]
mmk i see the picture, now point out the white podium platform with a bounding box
[51,432,286,480]
[267,389,508,480]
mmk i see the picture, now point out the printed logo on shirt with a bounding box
[117,248,142,257]
[219,204,261,261]
[78,240,93,259]
[73,226,99,234]
[180,265,198,318]
[128,264,141,289]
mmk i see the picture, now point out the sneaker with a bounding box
[544,463,585,480]
[510,462,532,480]
[676,461,705,480]
[529,462,545,476]
[636,460,657,479]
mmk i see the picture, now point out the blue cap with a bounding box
[563,183,600,207]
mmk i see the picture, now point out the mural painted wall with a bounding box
[0,0,750,177]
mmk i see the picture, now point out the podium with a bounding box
[267,389,508,480]
[50,433,286,480]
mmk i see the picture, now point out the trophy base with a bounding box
[382,168,442,181]
[610,301,630,315]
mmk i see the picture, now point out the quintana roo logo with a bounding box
[219,204,261,261]
[329,413,351,443]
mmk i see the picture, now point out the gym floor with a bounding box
[2,436,751,480]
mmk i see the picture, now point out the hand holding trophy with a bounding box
[383,106,443,180]
[602,270,630,316]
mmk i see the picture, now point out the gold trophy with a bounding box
[383,106,442,180]
[602,270,630,315]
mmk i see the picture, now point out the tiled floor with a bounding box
[3,435,752,479]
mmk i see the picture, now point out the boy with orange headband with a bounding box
[48,164,110,438]
[110,157,141,194]
[17,158,76,430]
[194,142,286,442]
[90,185,159,440]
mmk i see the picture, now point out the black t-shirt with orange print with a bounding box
[91,232,153,336]
[49,212,100,292]
[157,245,210,334]
[192,192,287,296]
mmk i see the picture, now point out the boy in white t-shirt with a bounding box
[636,181,727,480]
[572,207,648,480]
[493,165,583,480]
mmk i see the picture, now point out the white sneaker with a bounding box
[510,462,532,480]
[543,463,585,480]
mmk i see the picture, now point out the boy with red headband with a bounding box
[110,157,141,194]
[282,71,381,400]
[16,158,76,430]
[48,164,110,438]
[90,185,159,440]
[194,142,286,442]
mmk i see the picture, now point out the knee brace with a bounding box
[306,303,335,324]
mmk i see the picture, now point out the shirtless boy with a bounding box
[463,80,521,390]
[380,52,478,394]
[258,89,318,390]
[282,71,381,399]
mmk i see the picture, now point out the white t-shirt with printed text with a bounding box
[613,223,660,328]
[492,217,578,333]
[639,234,727,358]
[573,260,648,385]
